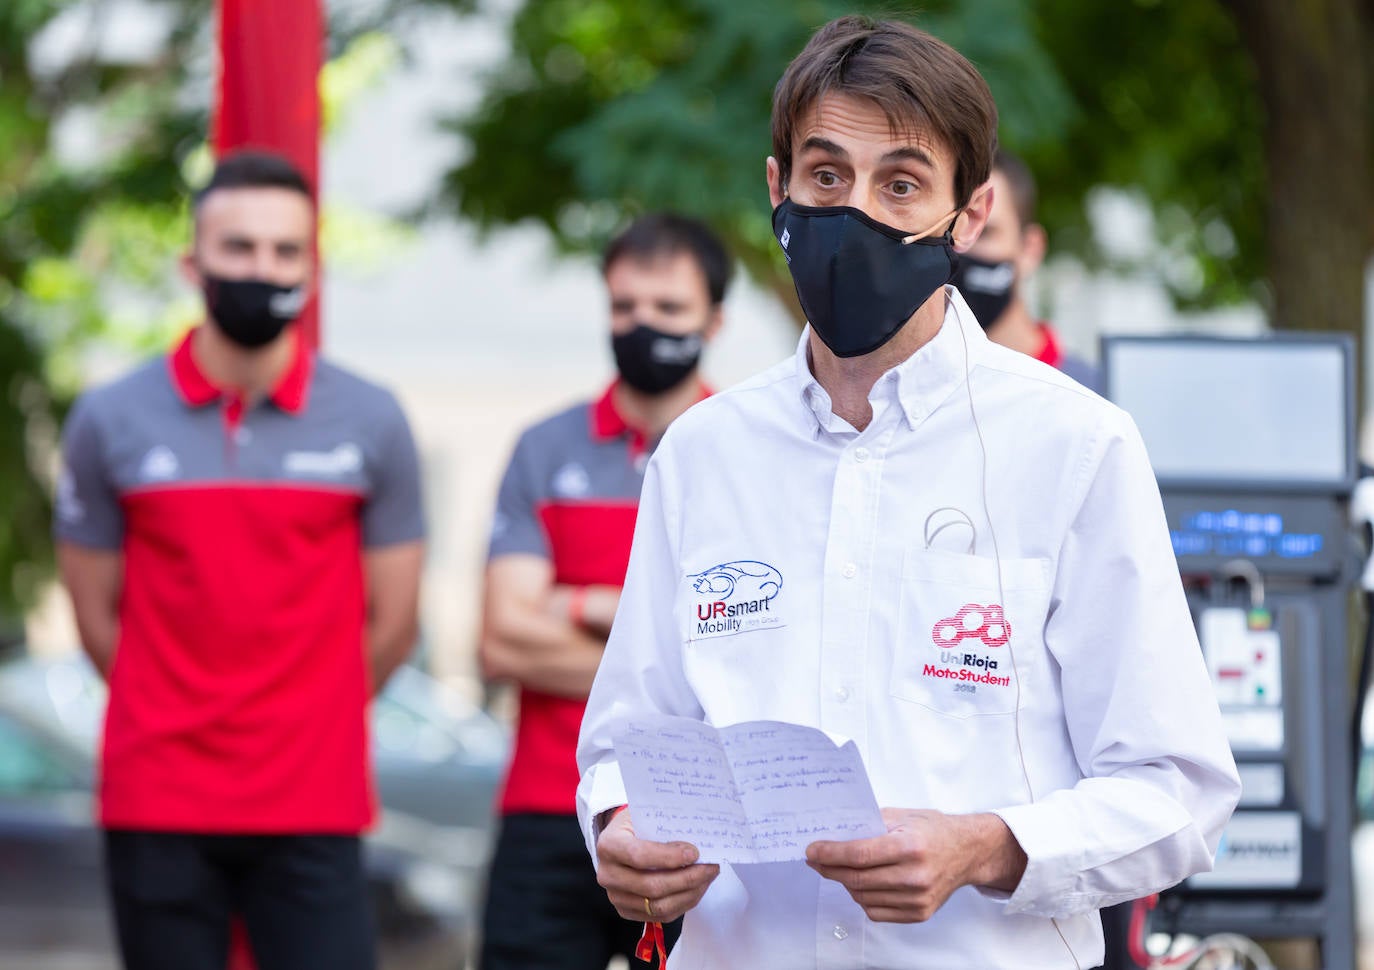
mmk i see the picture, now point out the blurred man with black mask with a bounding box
[55,150,425,970]
[478,212,729,970]
[952,150,1101,393]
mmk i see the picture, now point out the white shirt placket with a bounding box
[815,406,897,967]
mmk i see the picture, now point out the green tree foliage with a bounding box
[0,0,467,621]
[1028,0,1267,308]
[442,0,1078,311]
[441,0,1369,342]
[0,0,208,620]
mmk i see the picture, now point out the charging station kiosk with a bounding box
[1103,333,1358,968]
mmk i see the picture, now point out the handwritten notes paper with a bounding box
[611,715,884,864]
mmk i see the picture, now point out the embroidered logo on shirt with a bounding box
[688,561,784,640]
[139,446,180,482]
[283,443,362,477]
[931,604,1010,649]
[552,462,591,498]
[925,602,1011,687]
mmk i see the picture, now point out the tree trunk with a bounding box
[1223,0,1372,406]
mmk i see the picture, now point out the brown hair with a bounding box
[602,212,733,305]
[771,16,998,209]
[992,148,1037,229]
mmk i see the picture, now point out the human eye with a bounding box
[889,179,918,199]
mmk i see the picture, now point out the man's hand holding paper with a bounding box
[806,808,1028,923]
[594,809,721,925]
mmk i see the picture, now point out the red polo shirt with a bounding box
[488,381,708,815]
[55,329,425,833]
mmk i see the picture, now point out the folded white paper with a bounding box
[611,715,885,864]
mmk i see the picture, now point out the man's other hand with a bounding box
[806,808,1027,923]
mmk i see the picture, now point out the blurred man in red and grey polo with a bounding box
[54,151,426,970]
[478,214,730,970]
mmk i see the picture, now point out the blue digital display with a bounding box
[1171,510,1324,560]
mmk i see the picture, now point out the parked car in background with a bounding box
[0,654,507,970]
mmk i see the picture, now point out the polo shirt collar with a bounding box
[591,379,712,455]
[168,326,314,415]
[795,284,986,434]
[1034,321,1063,369]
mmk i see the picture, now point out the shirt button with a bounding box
[235,427,252,445]
[833,925,849,940]
[842,562,857,579]
[834,685,850,702]
[854,447,869,463]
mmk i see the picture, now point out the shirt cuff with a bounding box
[579,762,629,865]
[990,803,1080,916]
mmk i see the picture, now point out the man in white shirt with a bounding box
[576,15,1240,969]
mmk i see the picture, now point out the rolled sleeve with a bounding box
[992,410,1240,918]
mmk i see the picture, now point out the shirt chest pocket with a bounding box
[891,549,1050,718]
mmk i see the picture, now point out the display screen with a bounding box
[1104,338,1351,488]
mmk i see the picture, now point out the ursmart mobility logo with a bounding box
[688,561,784,640]
[923,603,1013,688]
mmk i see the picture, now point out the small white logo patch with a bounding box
[780,228,790,249]
[139,446,180,482]
[552,462,591,498]
[284,443,363,477]
[269,287,308,318]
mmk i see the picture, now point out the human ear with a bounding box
[952,180,994,252]
[766,156,786,208]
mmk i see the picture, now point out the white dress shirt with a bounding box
[577,288,1240,969]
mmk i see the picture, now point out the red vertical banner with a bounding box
[212,8,324,964]
[214,0,324,348]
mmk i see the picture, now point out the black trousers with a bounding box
[480,813,682,970]
[103,830,376,970]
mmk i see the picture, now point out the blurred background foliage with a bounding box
[0,0,463,622]
[0,0,1369,621]
[444,0,1365,328]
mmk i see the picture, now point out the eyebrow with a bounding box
[797,138,935,170]
[798,136,849,160]
[881,145,935,169]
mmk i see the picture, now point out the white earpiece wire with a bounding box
[954,302,1083,970]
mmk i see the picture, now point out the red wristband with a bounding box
[569,586,589,627]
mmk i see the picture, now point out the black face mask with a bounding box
[612,323,704,394]
[772,199,958,358]
[201,273,307,349]
[950,254,1016,330]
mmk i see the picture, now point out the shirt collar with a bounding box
[167,326,314,415]
[590,379,713,454]
[794,285,987,434]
